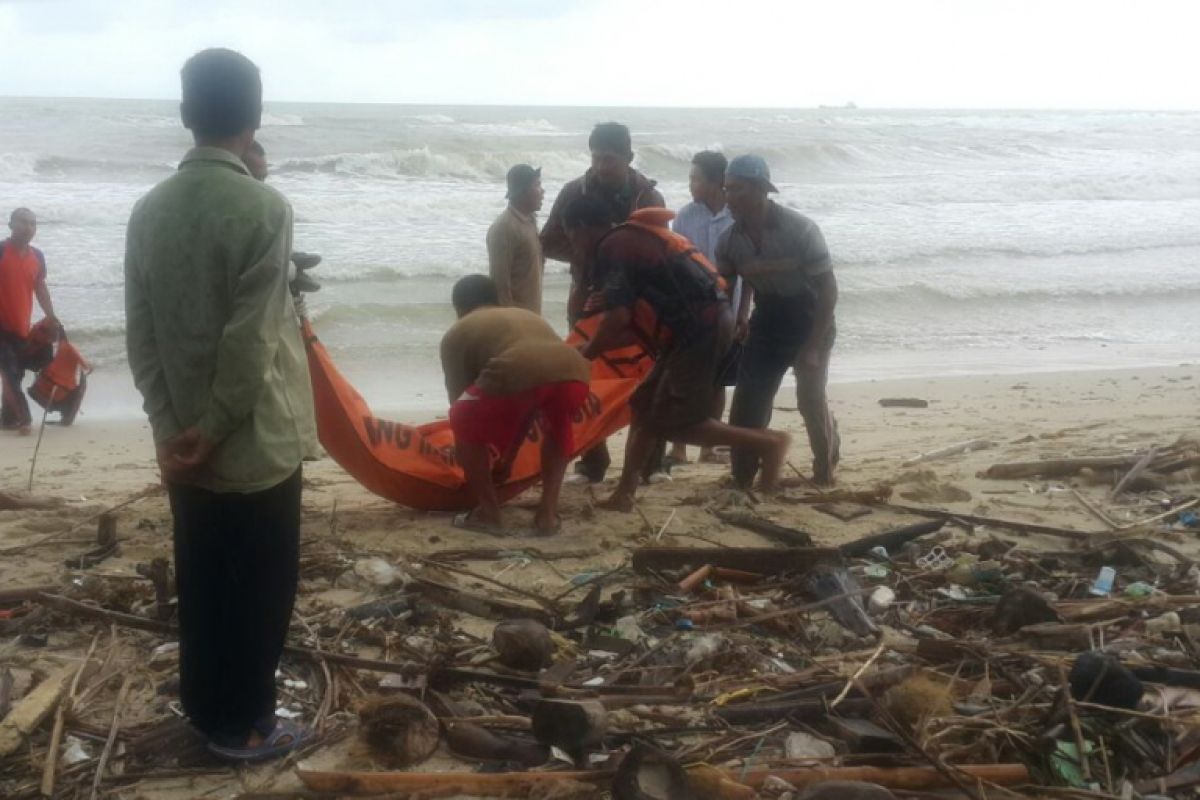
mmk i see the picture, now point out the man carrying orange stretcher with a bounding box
[440,275,592,535]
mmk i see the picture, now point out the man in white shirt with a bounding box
[669,151,736,466]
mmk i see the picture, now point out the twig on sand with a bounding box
[26,387,56,492]
[41,632,100,797]
[830,641,887,710]
[655,509,677,542]
[0,484,160,555]
[89,674,132,800]
[1071,489,1118,530]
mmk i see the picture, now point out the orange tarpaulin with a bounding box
[303,317,652,511]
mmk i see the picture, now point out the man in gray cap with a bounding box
[717,154,840,486]
[487,164,545,314]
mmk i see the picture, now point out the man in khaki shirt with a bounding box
[124,48,315,763]
[441,275,590,535]
[486,164,544,313]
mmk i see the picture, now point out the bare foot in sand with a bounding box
[759,432,792,492]
[17,425,32,436]
[599,492,635,513]
[669,443,690,465]
[533,510,561,536]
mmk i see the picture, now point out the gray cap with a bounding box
[726,154,778,192]
[505,164,541,199]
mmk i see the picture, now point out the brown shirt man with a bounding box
[440,306,590,402]
[486,206,543,314]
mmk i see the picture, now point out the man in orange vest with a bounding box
[0,208,59,434]
[565,196,791,512]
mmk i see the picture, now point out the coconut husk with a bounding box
[357,694,440,767]
[492,619,554,671]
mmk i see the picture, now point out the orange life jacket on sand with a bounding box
[304,314,653,511]
[27,329,91,426]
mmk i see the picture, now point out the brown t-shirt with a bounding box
[440,306,591,401]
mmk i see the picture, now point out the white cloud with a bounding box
[0,0,1196,108]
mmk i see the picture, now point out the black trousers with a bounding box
[0,331,31,428]
[729,296,838,487]
[168,468,302,747]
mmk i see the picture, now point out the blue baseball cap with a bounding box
[726,154,778,192]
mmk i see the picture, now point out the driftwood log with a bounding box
[296,763,1030,795]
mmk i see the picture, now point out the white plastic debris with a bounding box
[150,641,180,663]
[354,557,406,587]
[613,615,644,642]
[869,586,896,614]
[784,731,835,762]
[684,634,725,667]
[62,736,91,765]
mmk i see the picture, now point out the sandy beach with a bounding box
[3,364,1197,600]
[1,363,1197,797]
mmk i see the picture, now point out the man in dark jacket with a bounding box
[540,122,664,483]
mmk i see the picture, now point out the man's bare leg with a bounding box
[600,422,660,512]
[536,434,568,534]
[603,419,790,512]
[457,440,502,526]
[669,441,690,464]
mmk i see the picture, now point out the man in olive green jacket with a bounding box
[125,48,316,762]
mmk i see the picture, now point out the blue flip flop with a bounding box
[207,718,310,763]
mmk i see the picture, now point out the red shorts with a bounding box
[449,381,589,455]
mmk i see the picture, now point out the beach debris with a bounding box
[1089,565,1116,596]
[354,556,407,587]
[492,618,555,671]
[713,512,814,547]
[801,564,876,637]
[798,783,896,800]
[991,587,1061,634]
[531,699,607,767]
[901,437,993,466]
[867,586,895,614]
[444,720,549,767]
[12,430,1200,798]
[0,664,72,757]
[1069,652,1144,709]
[878,397,928,408]
[613,743,691,800]
[784,731,836,762]
[883,673,952,732]
[64,512,119,569]
[357,693,441,767]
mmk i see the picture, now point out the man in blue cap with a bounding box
[717,155,840,487]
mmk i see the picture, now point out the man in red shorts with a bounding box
[441,275,591,535]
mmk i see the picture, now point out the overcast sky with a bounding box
[1,0,1196,109]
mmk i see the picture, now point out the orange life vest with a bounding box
[601,207,730,351]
